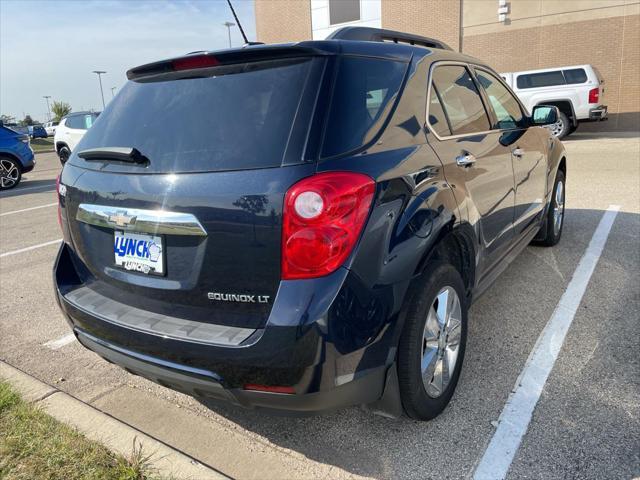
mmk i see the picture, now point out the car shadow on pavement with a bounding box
[191,209,639,479]
[0,179,56,198]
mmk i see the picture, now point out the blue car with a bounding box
[29,125,48,139]
[0,125,35,190]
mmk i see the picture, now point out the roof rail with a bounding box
[326,26,452,51]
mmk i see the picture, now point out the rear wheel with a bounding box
[58,146,71,164]
[398,262,468,420]
[0,157,22,190]
[547,111,570,139]
[536,170,565,246]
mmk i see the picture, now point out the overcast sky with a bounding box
[0,0,256,122]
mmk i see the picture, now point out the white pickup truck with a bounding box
[501,64,607,139]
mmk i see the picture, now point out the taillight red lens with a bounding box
[56,173,62,229]
[588,87,599,104]
[282,172,375,280]
[172,55,219,71]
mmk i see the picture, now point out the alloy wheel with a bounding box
[421,286,462,398]
[553,180,564,236]
[0,159,19,189]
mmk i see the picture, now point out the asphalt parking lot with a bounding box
[1,134,638,480]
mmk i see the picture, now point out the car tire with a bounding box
[0,156,22,190]
[548,111,570,139]
[398,261,468,421]
[567,124,578,136]
[536,169,565,247]
[58,146,71,165]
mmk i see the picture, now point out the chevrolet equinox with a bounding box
[53,27,566,420]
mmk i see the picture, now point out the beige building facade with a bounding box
[254,0,640,131]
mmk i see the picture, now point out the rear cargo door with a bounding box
[62,56,325,330]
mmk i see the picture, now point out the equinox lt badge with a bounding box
[207,292,270,303]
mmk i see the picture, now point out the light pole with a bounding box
[111,87,116,98]
[43,96,51,121]
[223,21,235,48]
[92,70,107,109]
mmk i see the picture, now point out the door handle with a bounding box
[456,153,476,167]
[513,148,525,157]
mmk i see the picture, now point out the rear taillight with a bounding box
[282,172,375,280]
[588,87,599,104]
[172,55,219,71]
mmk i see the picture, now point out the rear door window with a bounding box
[72,58,317,173]
[66,115,86,129]
[431,65,490,136]
[427,86,451,137]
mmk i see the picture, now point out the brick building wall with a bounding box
[464,14,640,131]
[381,0,460,52]
[254,0,311,44]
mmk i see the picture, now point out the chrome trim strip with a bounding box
[76,203,207,236]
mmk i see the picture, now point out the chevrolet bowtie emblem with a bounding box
[108,212,136,227]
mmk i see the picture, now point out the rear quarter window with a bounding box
[321,56,407,158]
[563,68,587,84]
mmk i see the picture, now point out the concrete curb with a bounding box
[0,361,230,480]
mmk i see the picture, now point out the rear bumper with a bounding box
[586,105,608,122]
[53,242,398,415]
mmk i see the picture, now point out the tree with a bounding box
[20,115,35,126]
[0,114,15,126]
[51,101,72,122]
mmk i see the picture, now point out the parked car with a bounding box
[54,111,100,164]
[0,125,35,190]
[500,64,606,138]
[44,120,59,136]
[28,124,48,139]
[54,27,566,420]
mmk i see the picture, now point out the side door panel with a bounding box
[425,64,516,277]
[473,68,548,237]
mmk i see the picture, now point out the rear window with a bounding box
[72,59,315,173]
[321,56,407,158]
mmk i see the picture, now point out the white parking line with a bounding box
[473,205,620,480]
[0,183,56,195]
[0,239,61,258]
[0,202,57,217]
[43,333,76,350]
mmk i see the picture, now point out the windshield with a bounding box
[72,58,315,173]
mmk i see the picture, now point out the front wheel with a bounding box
[398,262,468,420]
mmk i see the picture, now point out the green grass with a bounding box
[30,137,55,153]
[0,381,161,480]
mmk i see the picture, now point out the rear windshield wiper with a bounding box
[78,147,149,165]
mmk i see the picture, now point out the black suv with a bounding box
[54,27,566,420]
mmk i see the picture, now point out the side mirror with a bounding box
[531,105,558,126]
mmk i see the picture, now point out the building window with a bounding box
[329,0,360,25]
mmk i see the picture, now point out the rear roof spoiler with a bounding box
[326,26,452,51]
